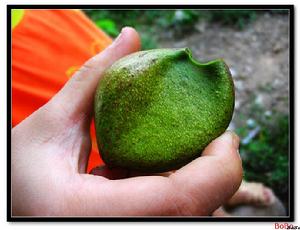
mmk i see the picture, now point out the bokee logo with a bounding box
[275,223,300,229]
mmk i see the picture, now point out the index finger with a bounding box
[169,131,243,215]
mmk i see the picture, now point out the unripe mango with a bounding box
[94,48,234,173]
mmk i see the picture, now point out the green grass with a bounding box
[84,9,263,49]
[206,10,257,29]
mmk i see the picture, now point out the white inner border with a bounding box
[1,0,299,229]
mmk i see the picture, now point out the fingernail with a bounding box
[221,131,240,149]
[113,28,126,44]
[231,132,240,149]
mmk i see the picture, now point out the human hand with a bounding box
[12,27,243,216]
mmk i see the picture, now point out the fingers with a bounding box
[77,131,242,216]
[168,131,243,215]
[73,173,177,216]
[47,27,141,122]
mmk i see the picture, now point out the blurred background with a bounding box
[84,9,290,214]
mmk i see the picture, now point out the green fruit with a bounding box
[94,48,234,173]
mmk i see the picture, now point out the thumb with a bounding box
[48,27,141,122]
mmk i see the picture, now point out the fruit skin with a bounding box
[94,48,235,173]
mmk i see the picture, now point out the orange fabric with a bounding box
[12,9,112,172]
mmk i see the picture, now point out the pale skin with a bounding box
[12,27,243,216]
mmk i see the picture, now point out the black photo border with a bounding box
[7,4,295,222]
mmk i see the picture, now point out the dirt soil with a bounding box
[158,12,290,128]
